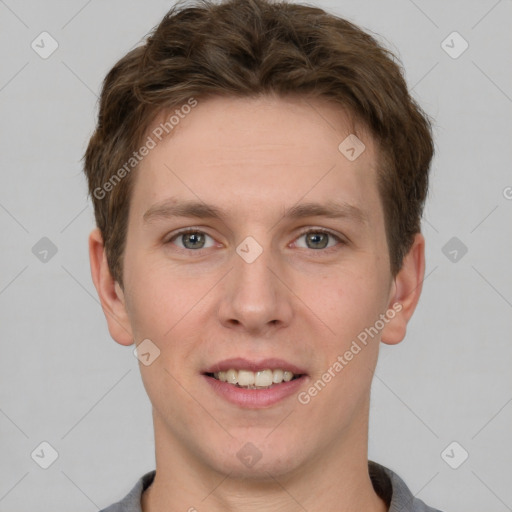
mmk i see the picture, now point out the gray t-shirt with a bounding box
[100,460,444,512]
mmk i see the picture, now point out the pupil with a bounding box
[308,233,327,249]
[185,232,204,249]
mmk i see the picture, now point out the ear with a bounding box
[381,232,425,345]
[88,228,134,346]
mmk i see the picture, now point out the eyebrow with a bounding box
[143,198,368,226]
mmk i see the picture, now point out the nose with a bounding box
[216,238,294,335]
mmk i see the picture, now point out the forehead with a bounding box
[130,95,382,227]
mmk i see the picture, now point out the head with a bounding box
[85,0,433,482]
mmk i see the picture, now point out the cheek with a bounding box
[125,286,167,340]
[317,267,387,338]
[125,265,207,372]
[124,253,187,335]
[302,274,389,399]
[301,270,384,413]
[131,279,161,335]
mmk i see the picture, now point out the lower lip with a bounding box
[203,374,307,408]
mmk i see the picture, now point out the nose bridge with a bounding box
[218,233,292,331]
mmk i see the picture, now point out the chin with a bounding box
[202,432,309,481]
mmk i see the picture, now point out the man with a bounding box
[84,0,442,510]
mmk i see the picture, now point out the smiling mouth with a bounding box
[205,369,303,389]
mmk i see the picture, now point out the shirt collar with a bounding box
[103,460,439,512]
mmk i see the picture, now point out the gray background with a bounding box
[1,0,511,510]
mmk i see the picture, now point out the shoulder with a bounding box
[369,460,445,512]
[99,470,156,512]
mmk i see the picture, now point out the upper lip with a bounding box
[203,357,308,375]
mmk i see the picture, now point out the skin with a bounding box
[89,94,425,512]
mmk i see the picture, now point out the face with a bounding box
[93,94,420,480]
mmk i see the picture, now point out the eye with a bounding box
[293,228,344,251]
[165,227,345,252]
[166,228,216,250]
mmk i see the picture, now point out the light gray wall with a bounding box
[1,1,511,511]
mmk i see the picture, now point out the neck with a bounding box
[141,409,387,512]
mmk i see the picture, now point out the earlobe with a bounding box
[381,233,425,346]
[88,228,134,346]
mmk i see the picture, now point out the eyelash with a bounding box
[164,227,346,254]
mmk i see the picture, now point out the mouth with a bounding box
[205,368,303,389]
[202,358,308,408]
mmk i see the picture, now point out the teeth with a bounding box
[226,368,237,384]
[272,369,284,383]
[255,369,273,387]
[212,368,299,388]
[237,370,255,387]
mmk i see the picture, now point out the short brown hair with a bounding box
[83,0,434,288]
